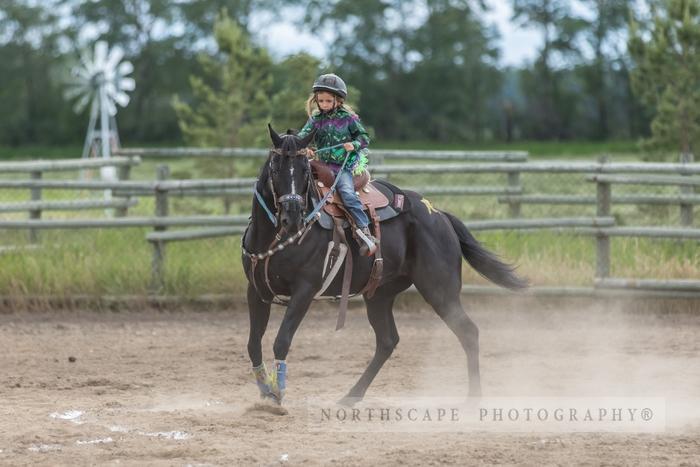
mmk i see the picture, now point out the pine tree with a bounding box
[270,53,321,133]
[172,11,273,149]
[629,0,700,159]
[172,10,273,214]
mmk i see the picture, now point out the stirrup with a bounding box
[356,228,378,256]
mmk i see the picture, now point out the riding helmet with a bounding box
[312,73,347,98]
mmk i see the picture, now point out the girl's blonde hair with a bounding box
[305,92,356,117]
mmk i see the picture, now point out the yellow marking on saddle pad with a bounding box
[420,198,437,214]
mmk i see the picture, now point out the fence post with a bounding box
[29,171,42,243]
[115,162,132,218]
[595,178,611,279]
[150,165,170,292]
[507,171,521,217]
[680,152,694,226]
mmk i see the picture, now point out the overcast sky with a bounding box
[252,3,542,67]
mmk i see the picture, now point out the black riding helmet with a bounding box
[312,73,347,99]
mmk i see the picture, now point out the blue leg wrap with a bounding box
[273,360,287,403]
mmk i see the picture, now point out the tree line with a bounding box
[1,0,698,157]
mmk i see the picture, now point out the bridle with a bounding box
[268,147,312,213]
[242,144,318,304]
[242,141,352,305]
[244,144,318,261]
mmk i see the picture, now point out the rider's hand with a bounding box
[343,142,355,151]
[306,148,315,159]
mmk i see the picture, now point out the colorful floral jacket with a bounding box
[297,107,370,175]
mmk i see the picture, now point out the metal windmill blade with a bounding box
[117,61,134,78]
[63,40,136,167]
[93,41,108,71]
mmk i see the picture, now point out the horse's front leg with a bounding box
[247,283,274,400]
[270,281,316,403]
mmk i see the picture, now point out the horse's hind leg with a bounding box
[340,287,402,405]
[436,299,481,397]
[412,254,482,397]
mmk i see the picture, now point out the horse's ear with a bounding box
[298,127,316,148]
[268,123,282,147]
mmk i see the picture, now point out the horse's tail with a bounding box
[442,211,528,291]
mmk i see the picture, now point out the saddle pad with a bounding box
[371,178,411,213]
[318,205,399,230]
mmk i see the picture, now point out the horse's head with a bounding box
[266,124,316,232]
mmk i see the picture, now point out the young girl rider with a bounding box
[297,73,377,256]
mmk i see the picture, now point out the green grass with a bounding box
[464,231,699,287]
[0,229,246,297]
[1,228,696,297]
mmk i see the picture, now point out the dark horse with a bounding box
[243,126,527,404]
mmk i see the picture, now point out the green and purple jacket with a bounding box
[297,107,370,175]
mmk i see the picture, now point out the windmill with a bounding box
[64,41,135,182]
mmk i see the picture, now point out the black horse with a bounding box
[243,126,527,404]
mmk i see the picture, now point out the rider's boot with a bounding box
[356,226,378,256]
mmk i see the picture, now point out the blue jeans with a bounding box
[335,169,369,228]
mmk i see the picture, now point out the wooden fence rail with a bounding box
[595,278,700,292]
[498,194,700,206]
[586,174,700,186]
[0,178,257,191]
[0,216,249,229]
[115,147,529,163]
[371,161,700,175]
[0,156,140,172]
[0,199,138,213]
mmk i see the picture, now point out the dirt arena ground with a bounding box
[1,297,699,466]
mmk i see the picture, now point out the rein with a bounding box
[304,148,352,223]
[242,143,353,306]
[251,144,352,234]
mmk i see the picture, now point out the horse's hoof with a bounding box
[270,389,285,405]
[468,388,482,399]
[260,393,284,406]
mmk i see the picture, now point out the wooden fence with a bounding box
[0,156,141,242]
[577,173,700,293]
[1,150,698,296]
